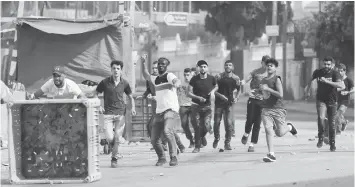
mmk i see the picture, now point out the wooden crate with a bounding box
[7,99,101,184]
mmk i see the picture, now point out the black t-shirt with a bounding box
[96,77,132,115]
[338,77,354,105]
[312,68,341,104]
[189,74,216,106]
[215,73,240,107]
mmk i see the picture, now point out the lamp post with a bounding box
[282,1,287,98]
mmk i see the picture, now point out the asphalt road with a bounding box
[1,97,354,187]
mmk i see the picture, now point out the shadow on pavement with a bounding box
[254,175,354,187]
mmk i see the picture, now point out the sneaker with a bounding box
[192,147,200,153]
[212,139,219,149]
[317,138,324,148]
[330,143,336,152]
[288,123,298,136]
[201,137,207,147]
[188,139,195,148]
[241,135,248,145]
[263,154,276,162]
[111,158,118,168]
[248,146,254,152]
[341,120,348,131]
[224,143,232,150]
[323,137,329,145]
[178,145,185,153]
[169,156,178,166]
[155,158,167,166]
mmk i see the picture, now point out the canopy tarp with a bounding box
[16,17,123,92]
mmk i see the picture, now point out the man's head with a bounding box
[337,63,347,77]
[157,57,170,75]
[265,58,278,74]
[111,60,124,78]
[261,55,270,68]
[52,66,65,87]
[183,68,193,82]
[323,56,334,72]
[197,60,208,75]
[224,60,234,73]
[152,61,158,75]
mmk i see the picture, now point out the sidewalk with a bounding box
[1,118,354,187]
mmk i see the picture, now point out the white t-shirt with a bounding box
[153,73,180,114]
[1,80,13,103]
[41,78,82,99]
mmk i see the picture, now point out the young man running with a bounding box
[335,63,353,133]
[260,58,297,162]
[240,55,269,152]
[323,63,354,144]
[140,58,186,154]
[188,60,218,153]
[305,56,345,151]
[177,68,195,148]
[142,56,181,166]
[213,60,240,150]
[94,60,136,168]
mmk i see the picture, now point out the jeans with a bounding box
[244,98,262,144]
[151,110,180,159]
[191,104,212,148]
[214,105,233,144]
[104,115,125,159]
[179,106,194,141]
[316,101,337,143]
[146,100,157,137]
[325,103,347,136]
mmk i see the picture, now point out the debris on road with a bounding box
[219,149,224,152]
[308,138,315,141]
[159,173,164,176]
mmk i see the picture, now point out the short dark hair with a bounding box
[191,67,196,71]
[184,68,191,73]
[197,60,208,67]
[158,57,170,66]
[224,60,233,65]
[262,55,271,62]
[265,58,279,67]
[152,61,158,65]
[337,63,347,71]
[323,56,334,63]
[111,60,124,68]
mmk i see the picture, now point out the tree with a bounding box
[195,1,293,49]
[297,1,354,69]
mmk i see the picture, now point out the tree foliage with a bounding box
[297,1,354,68]
[195,1,293,49]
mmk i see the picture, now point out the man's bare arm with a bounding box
[324,79,345,89]
[127,94,135,111]
[33,89,45,99]
[140,56,151,81]
[77,92,87,99]
[187,85,202,100]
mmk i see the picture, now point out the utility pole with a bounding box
[282,1,287,97]
[271,1,277,58]
[130,1,136,93]
[147,1,153,73]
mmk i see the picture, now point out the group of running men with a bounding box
[25,54,353,168]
